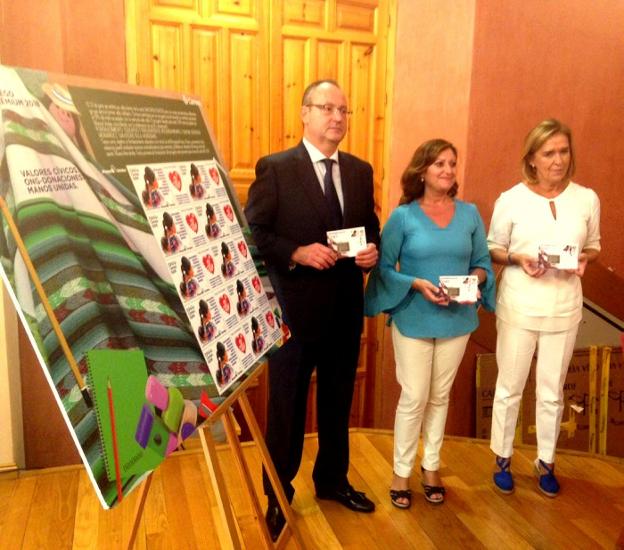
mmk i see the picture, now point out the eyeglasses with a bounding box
[306,104,352,117]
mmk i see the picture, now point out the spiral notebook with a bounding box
[86,348,149,482]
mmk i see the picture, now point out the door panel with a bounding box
[216,0,255,17]
[317,41,342,79]
[229,32,262,173]
[346,42,375,158]
[155,0,196,8]
[190,27,220,126]
[281,38,307,150]
[336,2,377,33]
[151,23,184,92]
[284,1,325,26]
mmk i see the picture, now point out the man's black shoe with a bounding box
[316,485,376,513]
[265,503,286,542]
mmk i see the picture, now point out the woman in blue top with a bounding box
[365,139,495,508]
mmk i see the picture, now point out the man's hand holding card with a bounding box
[327,226,377,269]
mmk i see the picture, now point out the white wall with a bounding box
[0,280,24,471]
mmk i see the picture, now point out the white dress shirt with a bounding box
[302,137,344,211]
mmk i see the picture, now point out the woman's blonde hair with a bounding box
[521,119,575,184]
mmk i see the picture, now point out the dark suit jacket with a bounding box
[245,142,380,341]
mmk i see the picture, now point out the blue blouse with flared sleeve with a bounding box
[364,199,495,339]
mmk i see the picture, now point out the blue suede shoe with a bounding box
[493,456,514,494]
[535,459,559,497]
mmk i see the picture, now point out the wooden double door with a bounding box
[126,0,395,433]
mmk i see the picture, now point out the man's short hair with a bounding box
[301,79,341,105]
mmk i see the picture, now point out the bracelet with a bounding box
[507,252,514,265]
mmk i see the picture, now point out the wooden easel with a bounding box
[1,196,305,549]
[125,363,306,550]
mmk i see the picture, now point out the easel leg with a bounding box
[126,473,153,550]
[223,410,274,547]
[238,392,307,549]
[199,424,243,550]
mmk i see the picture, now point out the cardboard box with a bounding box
[522,349,594,452]
[475,347,624,458]
[602,348,624,457]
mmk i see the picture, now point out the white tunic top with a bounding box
[488,182,601,331]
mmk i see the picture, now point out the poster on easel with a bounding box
[0,65,286,508]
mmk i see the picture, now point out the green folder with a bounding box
[86,348,150,482]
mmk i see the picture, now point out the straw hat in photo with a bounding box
[42,82,80,115]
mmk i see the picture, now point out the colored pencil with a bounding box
[107,377,123,503]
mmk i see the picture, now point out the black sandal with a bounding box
[389,488,412,509]
[421,466,445,504]
[421,483,445,504]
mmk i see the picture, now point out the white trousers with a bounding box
[392,323,470,476]
[490,318,579,463]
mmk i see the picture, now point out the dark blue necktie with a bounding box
[322,158,343,229]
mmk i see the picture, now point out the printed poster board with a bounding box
[0,65,286,508]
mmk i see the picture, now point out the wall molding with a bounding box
[0,279,24,469]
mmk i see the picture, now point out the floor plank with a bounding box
[21,471,79,550]
[0,476,37,550]
[72,471,101,550]
[0,474,18,534]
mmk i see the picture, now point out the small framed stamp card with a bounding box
[438,275,479,302]
[538,244,578,270]
[327,226,367,258]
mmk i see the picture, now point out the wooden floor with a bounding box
[1,430,624,549]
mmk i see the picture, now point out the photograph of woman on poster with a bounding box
[251,316,264,354]
[215,342,233,387]
[205,202,220,239]
[142,166,162,208]
[179,256,199,298]
[220,242,236,278]
[197,299,217,342]
[236,279,251,316]
[189,163,205,199]
[41,82,89,152]
[161,212,181,254]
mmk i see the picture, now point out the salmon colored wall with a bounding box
[388,0,476,211]
[463,0,624,277]
[0,0,126,81]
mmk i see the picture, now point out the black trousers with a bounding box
[262,322,361,503]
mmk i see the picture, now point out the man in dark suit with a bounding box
[244,79,380,540]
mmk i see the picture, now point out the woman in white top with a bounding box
[487,119,600,497]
